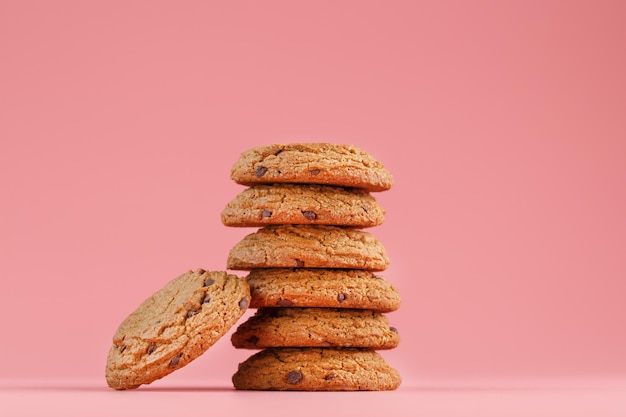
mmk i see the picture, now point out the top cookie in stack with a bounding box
[223,143,401,391]
[228,143,393,192]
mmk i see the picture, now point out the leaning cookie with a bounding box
[105,269,250,390]
[232,347,401,391]
[227,225,390,271]
[221,184,385,228]
[231,308,400,349]
[230,143,393,192]
[246,269,401,312]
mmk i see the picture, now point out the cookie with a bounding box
[105,269,250,390]
[231,307,400,349]
[221,184,385,228]
[232,347,401,391]
[246,268,401,312]
[230,143,394,192]
[226,225,390,271]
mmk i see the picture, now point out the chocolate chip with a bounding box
[274,149,284,156]
[310,169,320,176]
[337,293,346,303]
[295,259,304,267]
[362,206,369,213]
[202,295,211,304]
[286,370,303,384]
[119,345,126,353]
[302,211,317,220]
[277,298,294,307]
[390,327,398,333]
[239,298,249,309]
[147,343,156,355]
[203,278,215,287]
[247,335,259,345]
[262,209,272,218]
[324,373,337,380]
[254,166,268,177]
[187,310,198,318]
[168,354,182,368]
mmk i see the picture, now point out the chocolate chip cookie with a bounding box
[231,307,400,349]
[232,347,401,390]
[246,268,401,312]
[221,184,385,228]
[226,225,390,271]
[230,143,394,192]
[105,269,250,390]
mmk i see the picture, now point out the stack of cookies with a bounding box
[222,143,402,391]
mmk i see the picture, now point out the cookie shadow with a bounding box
[137,385,234,392]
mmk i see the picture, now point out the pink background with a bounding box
[1,0,626,415]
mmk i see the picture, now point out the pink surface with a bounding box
[2,378,626,417]
[1,0,626,402]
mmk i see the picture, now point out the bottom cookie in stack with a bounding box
[232,347,401,391]
[231,268,402,391]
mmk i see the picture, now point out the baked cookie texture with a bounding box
[232,347,402,391]
[231,307,400,349]
[230,143,394,192]
[224,142,401,391]
[221,184,385,228]
[105,270,250,390]
[246,268,401,312]
[227,225,390,271]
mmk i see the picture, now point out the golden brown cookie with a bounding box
[105,269,250,390]
[246,268,401,312]
[230,143,394,192]
[232,347,401,390]
[226,225,390,271]
[231,307,400,349]
[221,184,385,228]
